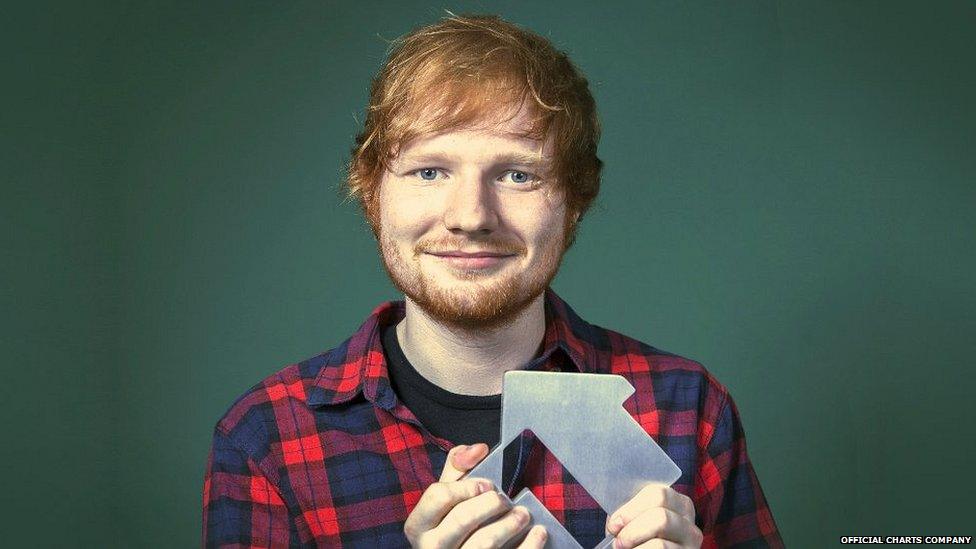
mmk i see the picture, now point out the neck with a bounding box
[395,293,546,396]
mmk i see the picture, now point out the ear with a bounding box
[566,209,580,227]
[361,187,383,239]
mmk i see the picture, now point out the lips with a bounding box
[425,250,515,269]
[428,251,513,258]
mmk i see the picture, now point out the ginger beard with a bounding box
[371,204,574,331]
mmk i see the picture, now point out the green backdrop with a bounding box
[4,1,974,547]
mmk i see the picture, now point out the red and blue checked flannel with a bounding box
[203,288,783,548]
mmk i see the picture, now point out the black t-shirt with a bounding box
[381,323,502,447]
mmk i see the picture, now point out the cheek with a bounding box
[511,195,566,233]
[511,211,565,252]
[380,194,435,241]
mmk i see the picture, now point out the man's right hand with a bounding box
[404,443,548,548]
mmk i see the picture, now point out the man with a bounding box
[203,14,783,548]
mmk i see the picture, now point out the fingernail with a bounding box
[477,480,492,494]
[608,514,624,533]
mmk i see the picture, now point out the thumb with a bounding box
[439,443,490,482]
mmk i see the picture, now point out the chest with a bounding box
[273,403,697,547]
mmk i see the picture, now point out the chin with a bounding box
[408,276,542,330]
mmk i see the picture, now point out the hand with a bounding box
[404,443,548,548]
[605,484,702,549]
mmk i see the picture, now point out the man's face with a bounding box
[375,105,570,329]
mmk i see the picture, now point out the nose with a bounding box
[442,173,499,234]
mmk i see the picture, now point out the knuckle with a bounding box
[634,508,668,540]
[637,483,668,508]
[466,537,496,549]
[474,490,505,515]
[509,507,530,528]
[427,483,453,509]
[465,509,526,549]
[614,533,634,548]
[403,521,419,541]
[415,530,441,549]
[453,506,484,531]
[616,526,641,548]
[464,528,501,549]
[655,506,669,524]
[440,512,465,533]
[653,485,670,505]
[489,490,508,509]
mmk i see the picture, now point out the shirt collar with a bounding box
[306,287,599,409]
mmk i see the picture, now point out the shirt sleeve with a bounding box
[202,426,294,548]
[695,392,784,548]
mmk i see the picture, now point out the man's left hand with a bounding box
[605,484,703,549]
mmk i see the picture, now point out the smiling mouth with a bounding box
[425,252,516,269]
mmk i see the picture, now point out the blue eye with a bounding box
[417,168,439,180]
[504,170,533,184]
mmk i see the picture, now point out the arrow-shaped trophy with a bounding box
[465,371,682,549]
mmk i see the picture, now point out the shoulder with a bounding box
[210,345,346,463]
[588,322,732,427]
[590,323,729,395]
[550,289,727,405]
[585,323,743,485]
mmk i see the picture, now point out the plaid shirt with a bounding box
[203,288,783,548]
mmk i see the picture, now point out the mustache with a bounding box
[415,239,526,255]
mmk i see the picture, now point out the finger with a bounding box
[440,443,490,482]
[606,484,695,535]
[634,540,681,549]
[404,477,494,539]
[428,489,512,548]
[516,525,548,549]
[613,507,703,549]
[460,506,531,549]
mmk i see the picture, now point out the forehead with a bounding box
[395,103,553,165]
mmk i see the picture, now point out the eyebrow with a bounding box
[397,152,550,169]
